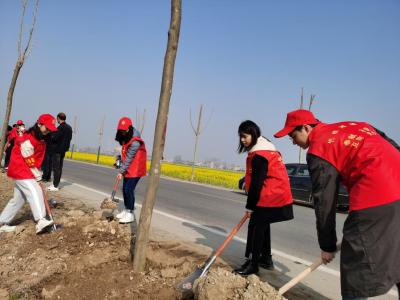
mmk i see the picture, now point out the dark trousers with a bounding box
[4,145,13,168]
[122,177,140,210]
[52,153,65,187]
[245,214,271,264]
[42,152,65,187]
[42,152,52,180]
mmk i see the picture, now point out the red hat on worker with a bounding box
[274,109,320,138]
[117,117,132,130]
[38,114,58,132]
[16,120,24,125]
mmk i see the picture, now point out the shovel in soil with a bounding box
[40,183,59,232]
[278,243,341,295]
[100,175,121,209]
[178,212,250,291]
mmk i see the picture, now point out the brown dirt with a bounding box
[0,173,281,299]
[194,268,283,300]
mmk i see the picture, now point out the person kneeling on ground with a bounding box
[0,114,58,234]
[114,117,147,224]
[235,120,294,276]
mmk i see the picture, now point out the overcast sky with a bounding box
[1,1,399,167]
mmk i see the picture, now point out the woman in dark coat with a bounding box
[235,120,294,276]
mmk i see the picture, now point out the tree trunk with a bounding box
[133,0,181,272]
[190,105,203,181]
[0,61,23,166]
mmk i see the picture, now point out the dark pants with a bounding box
[245,215,271,264]
[4,144,13,168]
[42,152,65,187]
[122,177,140,210]
[52,153,65,187]
[42,152,52,180]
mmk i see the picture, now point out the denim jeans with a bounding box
[122,177,140,210]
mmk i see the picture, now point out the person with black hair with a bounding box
[0,114,57,234]
[274,109,400,299]
[3,125,14,169]
[235,120,294,276]
[114,117,147,224]
[3,120,25,170]
[44,112,72,191]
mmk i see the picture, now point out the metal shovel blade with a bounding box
[177,256,215,291]
[177,267,204,291]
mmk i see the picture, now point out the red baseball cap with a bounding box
[117,117,132,130]
[274,109,320,138]
[38,114,58,132]
[16,120,24,125]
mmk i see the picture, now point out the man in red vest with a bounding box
[274,109,400,300]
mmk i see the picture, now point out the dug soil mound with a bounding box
[194,268,283,300]
[0,173,281,299]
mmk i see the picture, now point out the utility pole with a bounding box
[96,115,105,164]
[70,116,78,159]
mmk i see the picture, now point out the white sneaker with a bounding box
[47,185,59,192]
[0,224,16,233]
[116,210,127,219]
[36,218,54,234]
[119,211,135,224]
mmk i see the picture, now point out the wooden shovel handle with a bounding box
[278,243,342,295]
[214,212,250,258]
[111,175,121,199]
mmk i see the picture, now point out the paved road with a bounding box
[62,159,346,271]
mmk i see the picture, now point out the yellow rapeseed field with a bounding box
[66,151,244,189]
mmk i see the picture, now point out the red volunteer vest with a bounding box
[245,150,293,207]
[308,122,400,212]
[7,132,46,180]
[121,137,147,178]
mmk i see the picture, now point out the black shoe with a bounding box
[259,255,274,270]
[235,262,259,276]
[234,259,251,273]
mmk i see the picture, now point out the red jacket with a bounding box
[308,122,400,211]
[7,132,46,180]
[121,136,147,178]
[245,137,293,207]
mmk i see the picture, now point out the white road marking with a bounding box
[190,190,244,204]
[64,180,398,297]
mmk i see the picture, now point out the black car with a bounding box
[238,163,349,210]
[285,163,349,210]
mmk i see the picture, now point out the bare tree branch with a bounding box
[140,109,146,134]
[199,108,213,135]
[189,108,197,134]
[308,94,316,110]
[18,0,28,59]
[0,0,40,166]
[22,0,40,61]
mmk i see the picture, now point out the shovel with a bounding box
[100,175,121,209]
[40,183,58,232]
[178,212,250,291]
[278,243,341,295]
